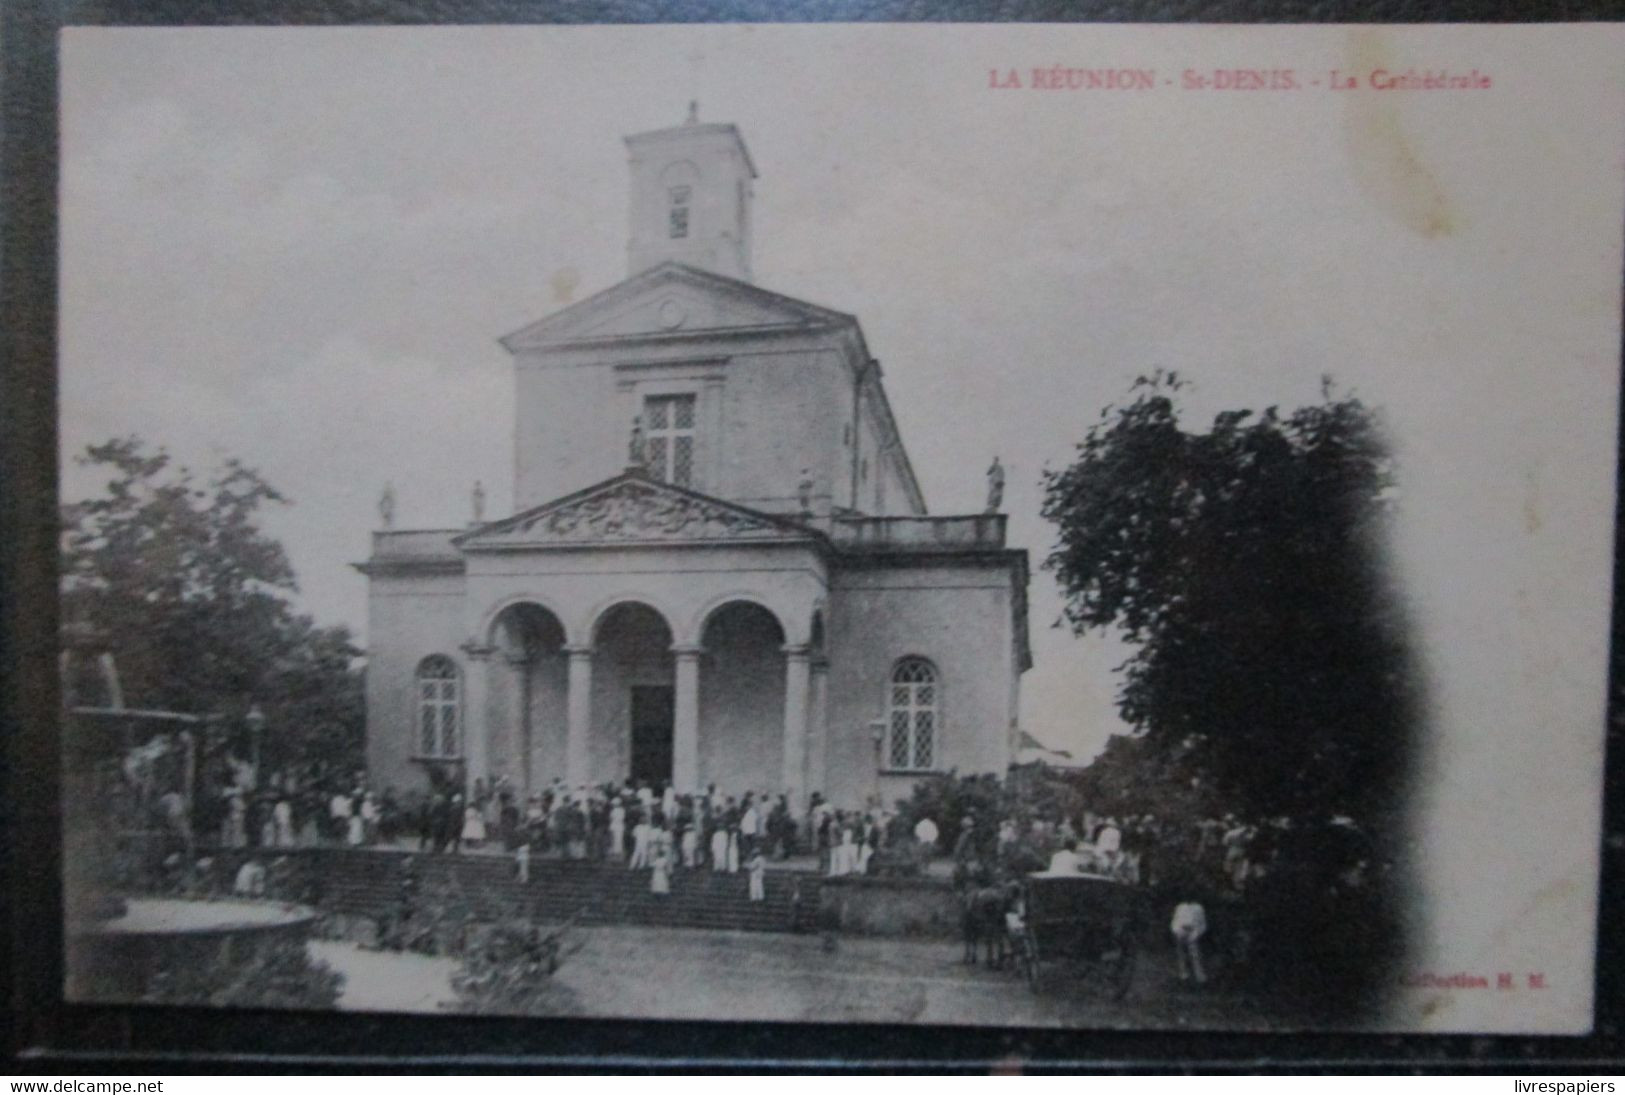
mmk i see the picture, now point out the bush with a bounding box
[143,938,342,1010]
[450,919,579,1016]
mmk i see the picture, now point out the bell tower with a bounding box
[625,104,757,283]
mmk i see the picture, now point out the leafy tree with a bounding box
[60,436,363,780]
[1041,373,1417,832]
[1041,374,1418,1020]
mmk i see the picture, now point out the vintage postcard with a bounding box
[56,23,1624,1035]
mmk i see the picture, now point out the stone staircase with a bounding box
[303,848,821,934]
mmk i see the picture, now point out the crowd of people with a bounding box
[194,765,406,852]
[943,799,1381,991]
[186,763,920,895]
[116,740,1385,1004]
[416,778,914,898]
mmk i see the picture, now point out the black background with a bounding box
[4,0,1624,1072]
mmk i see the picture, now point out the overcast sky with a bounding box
[59,31,1625,1002]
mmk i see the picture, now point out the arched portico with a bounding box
[698,601,788,794]
[591,602,676,787]
[485,601,567,797]
[462,583,824,798]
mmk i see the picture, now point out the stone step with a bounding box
[293,847,823,934]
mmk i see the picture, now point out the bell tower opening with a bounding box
[625,106,757,282]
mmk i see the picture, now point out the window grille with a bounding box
[416,655,460,758]
[644,394,697,488]
[887,658,938,771]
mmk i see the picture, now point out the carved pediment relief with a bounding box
[465,478,802,548]
[500,263,853,351]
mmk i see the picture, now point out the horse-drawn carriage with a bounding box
[1009,872,1145,999]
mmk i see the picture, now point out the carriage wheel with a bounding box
[1023,935,1041,992]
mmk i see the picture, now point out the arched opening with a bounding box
[699,600,787,794]
[592,602,676,787]
[487,603,567,796]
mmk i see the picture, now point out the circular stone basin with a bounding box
[97,897,318,936]
[69,898,321,1002]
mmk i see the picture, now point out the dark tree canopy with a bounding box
[1041,373,1418,832]
[60,437,363,777]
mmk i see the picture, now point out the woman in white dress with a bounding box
[461,801,486,847]
[710,814,729,872]
[650,831,672,896]
[609,799,627,863]
[273,797,295,848]
[856,818,874,875]
[680,817,698,869]
[828,815,852,877]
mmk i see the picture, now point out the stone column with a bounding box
[781,644,812,804]
[459,642,495,788]
[564,644,594,788]
[672,644,704,793]
[808,658,829,799]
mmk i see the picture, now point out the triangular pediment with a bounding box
[499,263,854,351]
[456,474,817,550]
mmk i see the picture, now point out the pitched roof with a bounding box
[498,261,857,352]
[453,470,822,551]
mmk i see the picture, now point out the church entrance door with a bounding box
[629,685,675,786]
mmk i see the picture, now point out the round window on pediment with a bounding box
[657,299,687,330]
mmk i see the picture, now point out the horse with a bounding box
[960,878,1018,968]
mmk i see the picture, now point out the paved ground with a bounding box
[312,926,1266,1028]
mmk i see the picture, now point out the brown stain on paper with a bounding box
[1344,29,1460,239]
[1523,466,1543,535]
[551,267,581,305]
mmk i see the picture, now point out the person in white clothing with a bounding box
[1170,900,1208,984]
[233,858,266,897]
[272,797,294,848]
[913,815,939,849]
[1046,840,1084,875]
[681,820,698,869]
[609,799,627,862]
[629,815,652,869]
[329,790,352,843]
[856,821,874,875]
[650,832,671,896]
[1094,819,1122,874]
[829,819,855,877]
[748,850,766,902]
[709,822,728,872]
[461,802,485,847]
[739,797,760,859]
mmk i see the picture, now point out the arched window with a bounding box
[888,658,937,771]
[668,184,691,239]
[416,655,460,758]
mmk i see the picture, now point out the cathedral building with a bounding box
[359,111,1031,809]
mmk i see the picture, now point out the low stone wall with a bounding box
[818,874,960,938]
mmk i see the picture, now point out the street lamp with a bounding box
[245,704,266,785]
